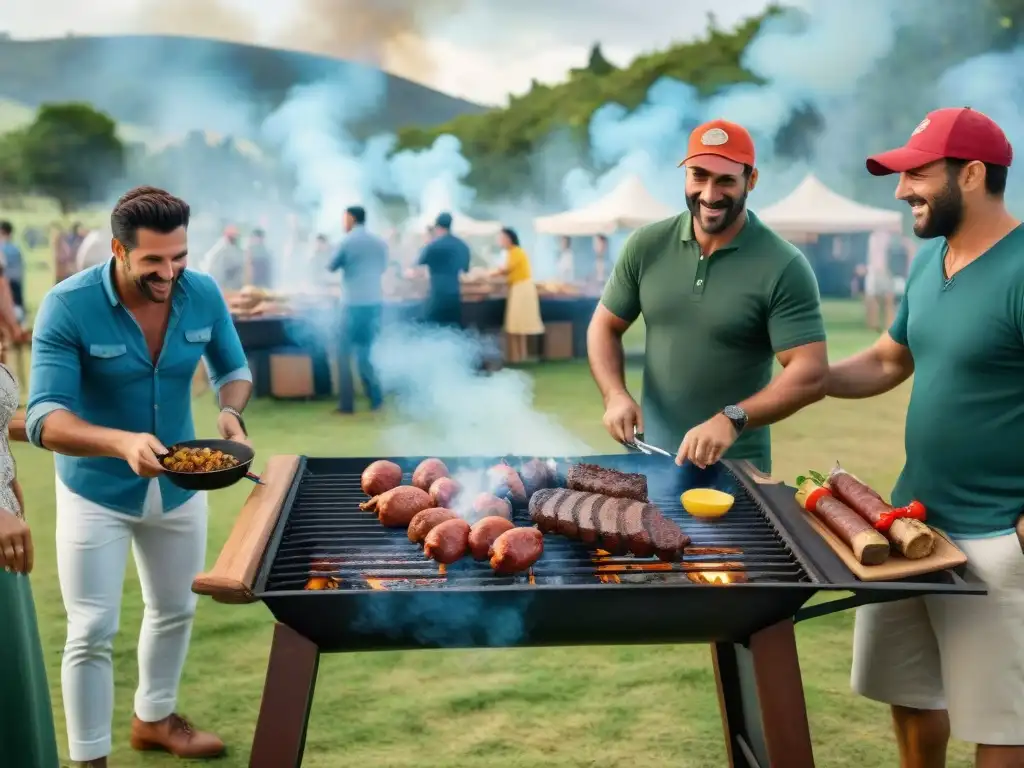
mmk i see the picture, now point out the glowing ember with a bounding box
[687,546,742,556]
[686,571,748,585]
[304,576,340,590]
[528,570,536,585]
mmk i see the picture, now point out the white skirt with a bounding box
[504,280,545,335]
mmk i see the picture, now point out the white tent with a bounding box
[534,174,676,236]
[758,174,903,235]
[405,211,503,238]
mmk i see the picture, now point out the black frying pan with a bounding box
[159,439,260,491]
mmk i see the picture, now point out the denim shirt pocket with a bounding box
[88,344,128,359]
[184,326,213,344]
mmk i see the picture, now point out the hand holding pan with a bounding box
[159,439,262,491]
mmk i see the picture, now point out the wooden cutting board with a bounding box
[801,509,967,581]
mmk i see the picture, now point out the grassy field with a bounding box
[7,214,976,767]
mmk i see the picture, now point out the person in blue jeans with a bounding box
[329,205,388,412]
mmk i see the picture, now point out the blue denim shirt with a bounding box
[328,226,388,306]
[26,259,252,516]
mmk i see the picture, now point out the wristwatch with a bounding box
[220,406,248,437]
[721,405,748,435]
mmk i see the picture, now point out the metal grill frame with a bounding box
[249,455,979,652]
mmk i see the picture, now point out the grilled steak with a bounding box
[530,488,689,560]
[621,502,655,558]
[566,463,648,502]
[575,494,607,546]
[644,509,691,562]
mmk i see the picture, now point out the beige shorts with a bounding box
[851,532,1024,745]
[864,270,894,297]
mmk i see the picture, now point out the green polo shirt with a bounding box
[601,211,825,473]
[890,226,1024,538]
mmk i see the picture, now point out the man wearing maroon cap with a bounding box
[829,107,1024,766]
[588,119,828,472]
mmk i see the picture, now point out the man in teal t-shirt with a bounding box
[827,107,1024,766]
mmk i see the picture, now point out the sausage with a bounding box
[412,458,449,492]
[470,493,512,523]
[424,518,471,564]
[808,491,890,565]
[826,468,893,526]
[360,486,432,528]
[407,507,457,543]
[361,460,403,496]
[468,516,515,560]
[520,458,555,497]
[487,462,528,505]
[489,527,544,574]
[429,476,462,508]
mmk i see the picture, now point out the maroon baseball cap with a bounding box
[866,107,1013,176]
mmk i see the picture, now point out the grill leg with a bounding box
[249,623,320,768]
[712,619,815,768]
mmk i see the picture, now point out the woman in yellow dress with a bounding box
[493,227,544,362]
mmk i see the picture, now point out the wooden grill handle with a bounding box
[734,459,782,485]
[192,454,300,604]
[9,408,27,443]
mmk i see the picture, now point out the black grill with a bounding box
[262,455,810,593]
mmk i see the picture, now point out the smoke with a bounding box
[370,323,592,457]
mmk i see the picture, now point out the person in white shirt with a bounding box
[864,229,896,331]
[557,235,575,282]
[75,227,114,273]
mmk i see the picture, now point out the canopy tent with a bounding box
[534,174,676,236]
[757,174,903,236]
[405,210,503,238]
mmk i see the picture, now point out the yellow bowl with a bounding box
[681,488,735,518]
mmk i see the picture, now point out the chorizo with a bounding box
[487,462,528,505]
[470,493,512,524]
[412,458,449,492]
[795,478,889,565]
[424,518,471,564]
[489,527,544,574]
[361,460,403,496]
[468,516,515,560]
[360,486,432,528]
[407,507,457,543]
[429,476,462,508]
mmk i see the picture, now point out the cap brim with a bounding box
[678,153,751,173]
[866,147,946,176]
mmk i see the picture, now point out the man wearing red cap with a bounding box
[588,119,828,472]
[828,108,1024,766]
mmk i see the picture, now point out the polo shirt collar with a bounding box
[680,209,762,252]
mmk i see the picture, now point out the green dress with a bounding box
[0,364,60,767]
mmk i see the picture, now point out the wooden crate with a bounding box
[543,322,574,360]
[269,353,315,399]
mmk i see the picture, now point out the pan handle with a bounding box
[244,471,263,485]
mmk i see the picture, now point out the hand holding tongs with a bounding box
[625,427,675,459]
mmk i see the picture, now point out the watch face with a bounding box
[724,405,744,420]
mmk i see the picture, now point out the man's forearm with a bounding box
[8,408,26,442]
[38,409,129,458]
[739,360,827,429]
[587,327,629,403]
[827,351,906,399]
[217,379,252,412]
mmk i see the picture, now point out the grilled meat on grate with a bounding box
[469,516,515,560]
[361,486,433,527]
[424,518,471,564]
[407,507,457,543]
[429,477,461,507]
[566,463,649,502]
[486,462,528,505]
[361,460,403,496]
[489,527,544,573]
[412,458,449,492]
[530,489,690,561]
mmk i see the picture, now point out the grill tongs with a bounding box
[624,428,674,459]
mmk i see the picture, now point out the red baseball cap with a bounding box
[679,119,756,168]
[866,107,1013,176]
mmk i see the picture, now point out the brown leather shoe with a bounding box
[129,713,225,759]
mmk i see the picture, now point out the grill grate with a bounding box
[261,455,811,593]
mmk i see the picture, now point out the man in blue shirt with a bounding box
[417,212,470,328]
[27,186,251,765]
[329,205,388,412]
[0,220,24,321]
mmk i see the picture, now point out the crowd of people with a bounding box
[1,105,1022,768]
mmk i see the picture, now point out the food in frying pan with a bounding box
[360,486,433,528]
[794,473,890,565]
[429,476,462,508]
[566,463,649,502]
[529,489,689,562]
[489,527,544,574]
[162,446,240,472]
[826,464,934,560]
[423,518,471,564]
[468,516,515,560]
[361,460,404,496]
[407,507,457,543]
[412,458,449,492]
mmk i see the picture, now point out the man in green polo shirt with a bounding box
[587,119,828,472]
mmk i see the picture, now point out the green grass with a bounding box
[8,209,975,767]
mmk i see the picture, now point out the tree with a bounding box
[585,43,616,76]
[19,102,125,213]
[0,129,29,200]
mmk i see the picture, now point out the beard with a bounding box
[686,187,749,235]
[121,260,178,303]
[907,182,963,239]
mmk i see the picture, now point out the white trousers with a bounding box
[55,477,208,762]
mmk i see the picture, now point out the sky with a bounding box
[0,0,790,105]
